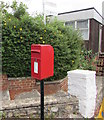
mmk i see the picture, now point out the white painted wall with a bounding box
[102,1,104,24]
[94,10,103,24]
[57,9,94,22]
[56,8,103,25]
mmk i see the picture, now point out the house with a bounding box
[56,7,104,54]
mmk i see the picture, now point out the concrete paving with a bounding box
[15,89,40,99]
[96,76,104,108]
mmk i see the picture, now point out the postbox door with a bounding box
[31,44,54,80]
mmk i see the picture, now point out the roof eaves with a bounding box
[58,7,95,15]
[58,7,104,23]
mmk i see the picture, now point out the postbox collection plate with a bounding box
[34,61,38,74]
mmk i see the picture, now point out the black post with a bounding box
[40,80,44,120]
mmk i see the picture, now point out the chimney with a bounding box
[102,1,104,24]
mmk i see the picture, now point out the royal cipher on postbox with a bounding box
[31,44,54,80]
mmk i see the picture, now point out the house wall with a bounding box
[89,19,100,53]
[56,8,104,54]
[84,41,89,50]
[101,25,104,52]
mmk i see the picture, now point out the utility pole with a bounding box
[42,0,46,25]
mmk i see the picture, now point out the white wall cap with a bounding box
[67,69,96,77]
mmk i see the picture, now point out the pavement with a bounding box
[96,76,104,108]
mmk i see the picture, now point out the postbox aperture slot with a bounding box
[31,50,40,53]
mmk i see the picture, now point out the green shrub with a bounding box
[78,49,97,71]
[2,1,83,80]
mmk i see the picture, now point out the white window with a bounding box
[77,20,88,29]
[77,20,89,40]
[65,21,75,28]
[65,19,89,40]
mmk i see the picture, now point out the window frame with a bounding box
[76,19,89,40]
[65,19,89,40]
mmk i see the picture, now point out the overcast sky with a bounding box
[3,0,104,16]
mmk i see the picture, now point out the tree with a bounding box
[11,0,28,19]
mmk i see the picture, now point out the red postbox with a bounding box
[31,44,54,80]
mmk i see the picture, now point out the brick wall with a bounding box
[0,75,68,100]
[96,53,104,76]
[101,26,104,52]
[0,74,8,91]
[8,77,36,100]
[60,77,68,92]
[35,77,68,96]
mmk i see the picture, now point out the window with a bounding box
[80,29,89,40]
[77,20,89,40]
[77,20,88,29]
[65,21,75,28]
[65,20,89,40]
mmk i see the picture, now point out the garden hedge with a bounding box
[2,2,83,80]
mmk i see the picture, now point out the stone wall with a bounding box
[0,91,80,119]
[0,75,68,100]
